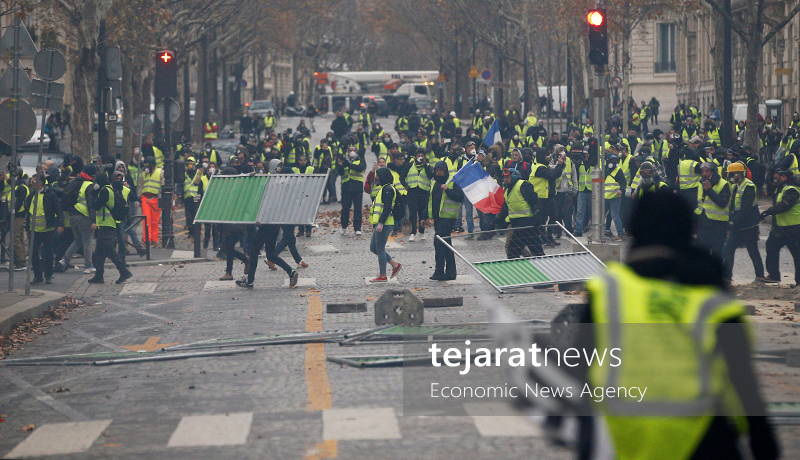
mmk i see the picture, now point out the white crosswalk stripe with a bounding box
[167,412,253,447]
[119,282,157,295]
[323,407,401,440]
[464,403,541,437]
[6,420,112,458]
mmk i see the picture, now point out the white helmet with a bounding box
[450,111,456,117]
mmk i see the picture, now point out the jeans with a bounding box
[575,191,592,235]
[478,210,495,232]
[324,172,338,202]
[248,225,293,283]
[723,227,764,280]
[275,225,303,264]
[463,200,474,233]
[341,191,363,231]
[63,212,94,269]
[696,219,728,261]
[369,223,393,275]
[506,217,543,258]
[31,230,55,280]
[406,188,428,235]
[765,232,800,284]
[433,218,456,276]
[93,226,129,278]
[605,197,624,236]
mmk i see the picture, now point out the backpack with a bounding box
[60,179,81,210]
[106,187,128,221]
[389,186,405,222]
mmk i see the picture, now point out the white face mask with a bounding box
[208,168,216,174]
[144,168,150,174]
[93,183,101,190]
[202,162,209,168]
[205,147,211,152]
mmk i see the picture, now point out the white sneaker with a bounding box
[421,233,427,241]
[408,234,416,242]
[355,230,362,236]
[83,267,95,274]
[340,228,346,235]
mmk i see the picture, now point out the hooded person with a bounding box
[268,158,283,174]
[57,164,98,273]
[760,169,800,285]
[86,172,132,285]
[338,147,366,236]
[695,162,731,260]
[26,166,64,284]
[530,147,565,244]
[367,167,403,282]
[426,161,464,280]
[492,167,543,258]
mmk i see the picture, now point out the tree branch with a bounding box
[701,0,750,42]
[761,0,800,45]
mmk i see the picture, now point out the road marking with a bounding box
[284,277,316,288]
[364,277,399,285]
[451,239,467,247]
[120,336,179,352]
[385,241,402,249]
[65,327,130,352]
[119,282,157,295]
[170,250,196,259]
[445,275,479,285]
[308,244,339,253]
[323,407,401,440]
[464,403,541,436]
[203,280,236,291]
[167,412,253,447]
[304,294,337,458]
[0,368,90,422]
[6,420,111,458]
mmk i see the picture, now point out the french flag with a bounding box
[482,119,501,148]
[451,160,504,214]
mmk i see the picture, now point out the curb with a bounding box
[122,257,212,268]
[0,290,66,336]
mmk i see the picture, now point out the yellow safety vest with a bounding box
[369,184,396,226]
[620,154,633,186]
[405,165,430,191]
[678,160,700,190]
[342,160,364,183]
[732,179,756,212]
[29,192,54,232]
[117,186,131,224]
[453,117,460,128]
[74,181,92,217]
[695,179,729,222]
[389,168,407,194]
[528,163,549,199]
[96,185,117,228]
[775,185,800,227]
[605,166,622,199]
[205,122,218,139]
[525,115,538,127]
[292,165,314,174]
[428,181,460,219]
[264,116,276,129]
[587,263,747,460]
[142,169,162,195]
[578,165,593,192]
[652,139,669,162]
[636,181,669,198]
[707,128,721,145]
[153,147,164,168]
[1,179,11,202]
[184,171,199,198]
[505,180,533,221]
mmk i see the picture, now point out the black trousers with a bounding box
[507,218,543,258]
[406,188,428,234]
[55,226,73,261]
[94,226,127,278]
[341,190,363,231]
[723,227,764,280]
[184,197,198,234]
[679,188,698,210]
[222,233,248,273]
[247,225,292,283]
[31,230,55,280]
[765,232,800,284]
[433,218,456,276]
[324,172,338,202]
[696,219,728,262]
[551,192,574,235]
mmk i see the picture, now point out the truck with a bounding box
[314,71,438,114]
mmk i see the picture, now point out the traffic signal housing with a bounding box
[155,50,177,99]
[587,9,608,66]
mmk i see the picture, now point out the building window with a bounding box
[655,23,676,73]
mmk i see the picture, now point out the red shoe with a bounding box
[369,275,388,283]
[390,263,402,279]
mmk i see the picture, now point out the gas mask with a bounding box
[205,147,211,153]
[415,156,425,165]
[93,183,101,190]
[347,152,358,163]
[607,163,616,170]
[144,168,151,174]
[728,176,737,184]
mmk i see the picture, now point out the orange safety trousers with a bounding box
[141,196,161,244]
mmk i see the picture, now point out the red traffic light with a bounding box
[159,51,173,63]
[587,10,604,27]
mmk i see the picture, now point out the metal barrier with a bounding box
[125,215,150,260]
[437,222,606,293]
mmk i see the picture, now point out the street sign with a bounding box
[610,75,622,88]
[0,98,37,145]
[437,73,447,82]
[775,68,793,76]
[0,17,38,59]
[155,98,181,123]
[469,66,479,79]
[436,81,444,89]
[105,46,122,81]
[0,63,31,98]
[132,114,153,136]
[30,79,65,112]
[481,69,492,80]
[33,48,67,81]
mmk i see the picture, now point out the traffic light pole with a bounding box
[161,96,174,249]
[591,65,606,243]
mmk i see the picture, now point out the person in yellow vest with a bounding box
[263,110,276,133]
[631,160,668,200]
[551,145,576,236]
[761,169,800,285]
[573,145,595,237]
[204,116,218,142]
[403,150,433,242]
[695,162,731,259]
[337,147,366,236]
[427,161,464,280]
[182,157,202,241]
[113,163,145,260]
[525,111,538,130]
[387,150,409,235]
[604,154,627,239]
[11,171,30,270]
[582,117,595,137]
[530,148,565,240]
[140,157,163,245]
[365,157,388,203]
[678,147,703,208]
[580,191,778,460]
[58,164,97,274]
[722,162,766,284]
[26,168,63,284]
[87,172,133,285]
[491,167,542,258]
[471,109,482,131]
[368,167,403,283]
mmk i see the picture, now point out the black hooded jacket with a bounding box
[374,168,396,225]
[429,161,464,221]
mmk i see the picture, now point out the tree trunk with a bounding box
[622,31,630,134]
[572,35,587,121]
[713,12,724,111]
[744,39,761,152]
[71,48,97,163]
[121,56,134,164]
[192,35,208,145]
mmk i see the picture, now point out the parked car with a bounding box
[357,95,389,117]
[248,100,275,117]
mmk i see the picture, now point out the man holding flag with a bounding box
[491,168,543,258]
[428,161,465,280]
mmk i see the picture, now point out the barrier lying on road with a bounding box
[194,173,329,225]
[437,223,606,293]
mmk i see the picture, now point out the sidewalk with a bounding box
[0,289,65,335]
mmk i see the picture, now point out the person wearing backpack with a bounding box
[57,164,97,274]
[87,172,132,284]
[26,168,64,284]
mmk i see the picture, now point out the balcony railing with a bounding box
[655,61,676,73]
